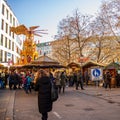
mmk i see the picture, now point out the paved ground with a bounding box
[0,89,15,120]
[0,86,120,120]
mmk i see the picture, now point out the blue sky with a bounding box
[7,0,104,43]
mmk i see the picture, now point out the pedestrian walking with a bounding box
[84,70,89,86]
[0,73,4,89]
[68,72,74,87]
[73,71,78,89]
[34,69,53,120]
[1,71,5,88]
[104,71,112,89]
[60,71,67,93]
[25,74,32,94]
[54,71,61,94]
[8,71,15,90]
[115,73,120,87]
[76,70,85,90]
[4,71,9,88]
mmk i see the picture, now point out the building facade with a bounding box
[0,0,22,66]
[36,41,52,56]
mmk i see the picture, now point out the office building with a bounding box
[0,0,22,66]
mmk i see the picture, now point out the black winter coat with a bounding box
[34,76,53,113]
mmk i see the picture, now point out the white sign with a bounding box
[91,68,103,81]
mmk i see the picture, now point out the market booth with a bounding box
[82,60,105,73]
[23,55,66,69]
[67,62,81,73]
[104,62,120,87]
[82,61,105,86]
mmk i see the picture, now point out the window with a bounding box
[1,19,4,30]
[13,18,15,26]
[9,40,11,49]
[2,4,5,15]
[12,33,14,39]
[6,9,9,19]
[0,34,4,46]
[12,42,14,51]
[5,51,7,62]
[0,50,3,62]
[5,37,7,48]
[10,14,12,23]
[6,23,8,33]
[9,26,11,36]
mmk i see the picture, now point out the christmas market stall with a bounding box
[82,61,105,86]
[23,55,66,69]
[67,62,81,72]
[82,61,105,72]
[104,62,120,87]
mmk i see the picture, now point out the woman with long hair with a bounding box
[34,69,53,120]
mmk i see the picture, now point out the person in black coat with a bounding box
[34,69,53,120]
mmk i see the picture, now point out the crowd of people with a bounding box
[0,68,120,91]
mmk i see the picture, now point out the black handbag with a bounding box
[51,81,58,102]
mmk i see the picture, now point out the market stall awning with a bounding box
[82,61,105,68]
[23,55,66,68]
[104,62,120,70]
[67,62,80,68]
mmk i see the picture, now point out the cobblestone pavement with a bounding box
[0,86,120,120]
[0,89,15,120]
[81,86,120,104]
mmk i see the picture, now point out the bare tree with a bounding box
[52,0,120,65]
[52,17,77,65]
[86,0,120,64]
[69,9,92,58]
[99,0,120,42]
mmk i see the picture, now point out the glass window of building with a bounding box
[9,39,11,49]
[0,50,2,62]
[5,51,7,62]
[10,14,12,23]
[6,9,9,19]
[13,18,15,26]
[7,38,9,48]
[9,26,11,36]
[12,33,14,39]
[6,23,8,33]
[5,37,7,48]
[12,42,14,51]
[1,19,4,30]
[3,51,5,62]
[2,4,5,15]
[0,34,4,46]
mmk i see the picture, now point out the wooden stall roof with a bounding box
[23,55,66,68]
[82,61,105,68]
[67,62,80,68]
[31,55,59,64]
[104,62,120,70]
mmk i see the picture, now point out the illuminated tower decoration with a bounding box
[11,25,47,65]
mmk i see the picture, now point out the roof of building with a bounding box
[82,60,105,68]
